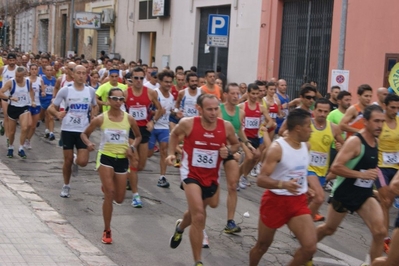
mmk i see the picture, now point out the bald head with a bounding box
[377,87,388,103]
[277,79,287,93]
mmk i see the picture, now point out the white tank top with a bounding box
[182,88,201,117]
[10,78,31,107]
[61,74,74,88]
[269,138,309,196]
[61,85,93,132]
[154,88,174,129]
[30,77,42,106]
[2,65,16,83]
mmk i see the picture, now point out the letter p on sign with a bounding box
[211,17,225,34]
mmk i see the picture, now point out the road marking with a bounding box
[317,243,364,265]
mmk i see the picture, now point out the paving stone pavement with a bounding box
[0,160,116,266]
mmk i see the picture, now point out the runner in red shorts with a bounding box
[249,108,316,266]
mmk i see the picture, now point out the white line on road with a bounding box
[317,243,365,266]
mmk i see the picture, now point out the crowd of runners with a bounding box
[0,50,399,266]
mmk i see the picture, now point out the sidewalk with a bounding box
[0,161,116,266]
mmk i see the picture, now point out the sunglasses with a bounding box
[304,95,316,100]
[133,76,144,80]
[109,96,125,102]
[110,75,119,78]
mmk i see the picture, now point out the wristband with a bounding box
[130,145,136,153]
[129,166,137,172]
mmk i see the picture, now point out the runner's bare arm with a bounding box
[390,171,399,195]
[29,81,36,107]
[80,115,104,151]
[0,80,12,98]
[278,119,288,136]
[149,89,163,121]
[224,121,240,154]
[330,136,376,179]
[331,123,345,145]
[53,77,62,98]
[166,118,193,164]
[128,115,142,148]
[339,105,358,133]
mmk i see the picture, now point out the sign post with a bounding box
[331,69,350,91]
[207,14,229,72]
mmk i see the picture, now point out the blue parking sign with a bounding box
[207,14,229,37]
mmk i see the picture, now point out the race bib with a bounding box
[282,109,289,117]
[65,114,82,126]
[354,178,374,188]
[382,152,399,164]
[192,148,218,169]
[245,117,260,129]
[185,107,198,116]
[129,106,147,121]
[45,85,54,94]
[310,151,328,167]
[354,169,374,188]
[269,113,277,119]
[104,129,127,144]
[15,92,29,105]
[286,171,306,188]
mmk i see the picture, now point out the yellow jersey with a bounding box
[308,120,334,177]
[0,57,3,83]
[378,117,399,169]
[99,111,130,157]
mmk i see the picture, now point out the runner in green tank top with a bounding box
[311,105,386,265]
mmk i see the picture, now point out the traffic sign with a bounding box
[331,69,350,91]
[207,14,229,47]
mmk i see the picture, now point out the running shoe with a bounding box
[23,139,32,150]
[250,167,257,177]
[174,158,180,168]
[304,259,313,266]
[72,153,78,177]
[239,176,248,189]
[154,145,159,153]
[224,220,242,234]
[384,237,391,254]
[131,194,143,208]
[60,185,71,198]
[7,148,13,158]
[0,121,4,136]
[313,213,325,222]
[18,149,27,159]
[102,230,112,244]
[45,132,50,138]
[170,219,183,249]
[157,176,170,188]
[324,181,334,192]
[202,230,209,248]
[394,196,399,209]
[255,162,262,175]
[49,133,55,141]
[194,262,203,266]
[126,180,131,191]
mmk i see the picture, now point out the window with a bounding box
[139,0,156,20]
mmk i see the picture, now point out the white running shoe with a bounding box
[239,176,248,189]
[250,167,257,177]
[202,230,209,248]
[60,185,70,198]
[72,153,79,177]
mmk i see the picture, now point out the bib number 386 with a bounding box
[192,148,218,169]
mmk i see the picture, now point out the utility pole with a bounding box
[337,0,348,70]
[3,0,8,49]
[69,0,75,51]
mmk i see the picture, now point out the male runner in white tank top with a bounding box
[249,108,316,266]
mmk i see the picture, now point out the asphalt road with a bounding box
[0,118,397,266]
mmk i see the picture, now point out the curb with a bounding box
[0,160,117,266]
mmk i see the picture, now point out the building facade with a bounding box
[3,0,398,98]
